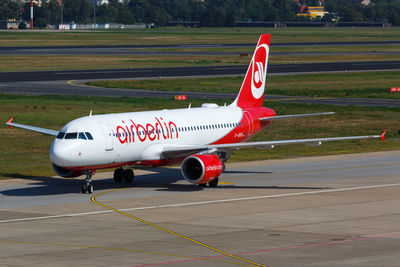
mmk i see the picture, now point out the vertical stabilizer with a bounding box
[231,34,271,108]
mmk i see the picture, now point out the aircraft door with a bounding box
[101,124,114,151]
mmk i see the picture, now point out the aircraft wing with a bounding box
[6,117,58,136]
[260,112,335,121]
[210,133,384,149]
[161,144,206,158]
[161,131,386,158]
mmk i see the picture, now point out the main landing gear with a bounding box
[82,170,94,194]
[113,168,134,184]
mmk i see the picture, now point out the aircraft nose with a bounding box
[50,140,72,166]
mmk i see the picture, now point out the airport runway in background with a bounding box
[1,60,400,107]
[2,80,400,108]
[1,61,400,83]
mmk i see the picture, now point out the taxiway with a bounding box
[1,151,400,266]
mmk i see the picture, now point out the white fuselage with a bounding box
[50,104,244,169]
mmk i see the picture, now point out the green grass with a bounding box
[1,27,400,47]
[0,55,242,72]
[3,52,400,71]
[88,71,400,99]
[0,94,398,180]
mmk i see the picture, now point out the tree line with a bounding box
[1,0,400,28]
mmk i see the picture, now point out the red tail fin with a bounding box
[232,34,271,108]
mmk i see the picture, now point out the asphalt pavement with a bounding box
[1,151,400,266]
[1,61,399,83]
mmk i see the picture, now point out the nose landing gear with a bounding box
[82,170,94,194]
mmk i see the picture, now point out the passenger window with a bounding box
[65,132,78,139]
[56,132,65,139]
[78,132,87,140]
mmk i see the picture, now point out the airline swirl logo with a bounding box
[251,44,269,99]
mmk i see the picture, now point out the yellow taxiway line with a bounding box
[91,189,267,267]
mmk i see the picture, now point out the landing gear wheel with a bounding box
[208,178,219,187]
[114,168,123,183]
[82,170,94,194]
[123,169,134,183]
[81,183,88,193]
[87,183,93,194]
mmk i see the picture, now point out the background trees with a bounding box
[1,0,400,28]
[0,0,20,21]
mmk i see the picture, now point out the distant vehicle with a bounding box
[6,34,385,193]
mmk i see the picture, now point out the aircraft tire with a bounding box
[81,183,88,193]
[123,169,134,183]
[208,178,219,187]
[87,183,93,194]
[114,168,123,183]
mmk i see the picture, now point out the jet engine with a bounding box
[52,163,84,178]
[181,154,223,184]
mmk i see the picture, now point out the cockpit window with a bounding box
[78,132,87,140]
[56,132,65,139]
[65,132,78,139]
[85,132,93,140]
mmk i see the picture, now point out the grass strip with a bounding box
[1,27,400,47]
[88,71,400,99]
[3,53,400,72]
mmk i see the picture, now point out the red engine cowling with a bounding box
[52,164,84,178]
[181,154,223,184]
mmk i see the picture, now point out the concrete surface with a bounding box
[1,150,400,266]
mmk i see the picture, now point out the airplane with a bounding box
[6,34,386,194]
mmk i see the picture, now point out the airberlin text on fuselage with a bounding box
[116,117,178,144]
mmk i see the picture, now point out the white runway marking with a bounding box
[1,182,400,224]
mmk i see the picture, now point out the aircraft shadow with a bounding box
[1,169,326,197]
[155,185,328,191]
[1,169,183,197]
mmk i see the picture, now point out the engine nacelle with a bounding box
[52,164,84,178]
[181,154,223,184]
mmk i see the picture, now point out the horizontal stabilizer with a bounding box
[260,112,335,121]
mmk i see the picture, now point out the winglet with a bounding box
[6,117,14,129]
[380,129,387,143]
